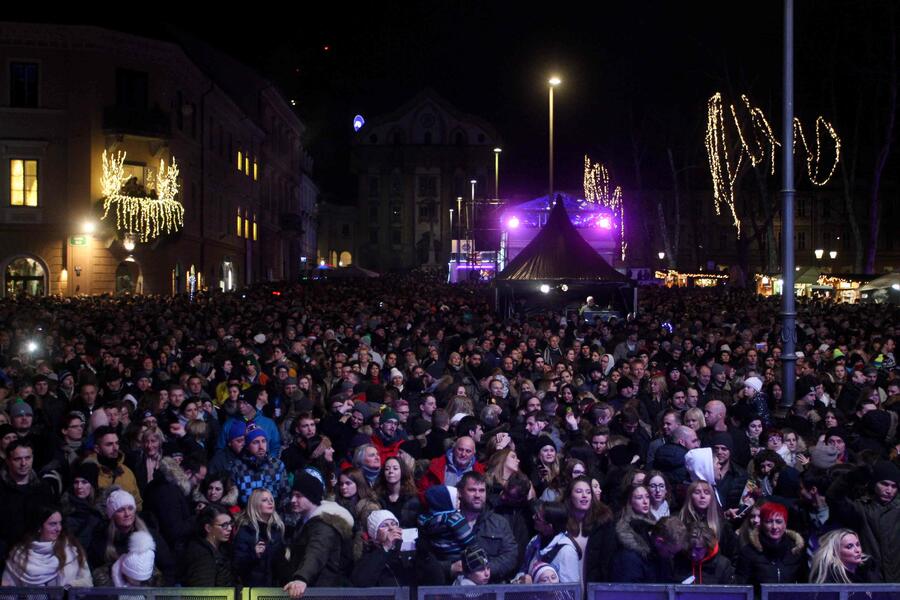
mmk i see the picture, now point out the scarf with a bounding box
[362,465,381,485]
[5,542,65,586]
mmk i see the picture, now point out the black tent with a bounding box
[493,197,634,318]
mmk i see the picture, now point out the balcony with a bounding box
[103,105,171,139]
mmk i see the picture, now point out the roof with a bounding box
[859,272,900,291]
[495,198,631,283]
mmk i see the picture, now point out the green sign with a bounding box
[69,236,87,246]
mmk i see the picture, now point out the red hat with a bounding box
[760,502,788,524]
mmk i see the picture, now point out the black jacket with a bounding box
[0,470,56,570]
[282,501,354,587]
[350,544,415,587]
[180,538,235,586]
[654,443,689,485]
[735,528,807,585]
[609,516,676,583]
[142,457,194,556]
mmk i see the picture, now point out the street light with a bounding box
[814,248,824,260]
[493,148,502,200]
[82,220,96,234]
[456,196,463,263]
[548,76,561,203]
[658,251,666,261]
[449,208,454,263]
[829,250,837,260]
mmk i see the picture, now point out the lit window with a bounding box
[243,213,249,238]
[244,156,250,176]
[253,160,258,181]
[237,211,243,237]
[252,218,258,241]
[237,150,242,171]
[10,159,38,207]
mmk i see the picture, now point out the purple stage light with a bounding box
[507,216,520,229]
[599,216,612,229]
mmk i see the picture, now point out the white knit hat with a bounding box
[106,489,137,518]
[366,509,398,539]
[744,376,763,393]
[390,368,404,381]
[112,531,156,585]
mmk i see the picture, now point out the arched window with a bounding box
[339,251,352,266]
[5,255,46,297]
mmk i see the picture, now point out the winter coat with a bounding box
[232,520,285,586]
[585,520,617,582]
[716,463,749,510]
[61,492,105,553]
[217,411,281,457]
[609,516,676,583]
[229,453,291,506]
[1,541,92,587]
[654,443,690,485]
[417,452,486,498]
[674,542,735,585]
[417,509,475,562]
[180,538,234,586]
[142,457,194,556]
[191,481,240,513]
[0,470,56,568]
[350,543,415,587]
[283,500,354,587]
[735,528,806,585]
[86,522,176,585]
[470,509,520,583]
[534,532,582,583]
[208,446,241,476]
[84,453,143,510]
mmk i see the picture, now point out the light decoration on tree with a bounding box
[100,150,184,242]
[705,92,841,237]
[583,155,627,259]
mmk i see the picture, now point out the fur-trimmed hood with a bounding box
[310,499,355,541]
[615,514,657,558]
[748,527,805,555]
[156,456,192,496]
[191,482,239,508]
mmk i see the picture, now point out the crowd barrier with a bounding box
[760,583,900,600]
[587,583,753,600]
[2,584,900,600]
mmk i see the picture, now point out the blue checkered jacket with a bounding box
[229,452,291,506]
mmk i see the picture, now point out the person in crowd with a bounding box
[735,502,806,584]
[809,528,880,584]
[374,455,420,527]
[456,471,518,583]
[418,436,485,496]
[675,522,735,585]
[61,462,104,552]
[352,444,382,488]
[85,426,143,509]
[229,424,290,506]
[350,509,415,587]
[232,488,284,586]
[143,455,204,557]
[678,480,738,560]
[646,471,671,520]
[454,545,491,586]
[193,471,239,514]
[0,439,56,571]
[1,504,92,587]
[180,505,235,587]
[99,530,162,587]
[521,501,581,583]
[609,516,688,583]
[336,468,379,525]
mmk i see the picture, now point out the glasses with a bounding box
[215,520,234,529]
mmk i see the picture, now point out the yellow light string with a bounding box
[705,92,841,238]
[583,155,626,260]
[101,150,185,243]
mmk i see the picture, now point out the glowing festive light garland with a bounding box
[705,92,840,237]
[583,156,627,260]
[101,150,185,243]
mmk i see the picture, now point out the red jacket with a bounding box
[371,433,404,464]
[417,454,486,499]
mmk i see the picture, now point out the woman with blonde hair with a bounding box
[810,528,880,583]
[678,480,737,560]
[232,488,285,586]
[484,447,522,496]
[2,504,92,587]
[683,408,706,432]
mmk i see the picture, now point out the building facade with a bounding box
[0,22,317,297]
[350,89,501,271]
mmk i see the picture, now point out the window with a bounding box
[391,172,402,196]
[418,203,435,220]
[368,176,380,197]
[253,216,258,241]
[243,212,250,238]
[417,175,437,197]
[454,131,465,145]
[244,155,250,176]
[369,134,378,144]
[10,159,38,207]
[253,160,258,181]
[116,69,148,109]
[236,210,243,237]
[10,62,38,108]
[237,150,243,172]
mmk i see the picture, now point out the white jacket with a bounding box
[537,532,581,584]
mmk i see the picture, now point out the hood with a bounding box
[310,499,354,541]
[603,355,616,376]
[685,447,716,484]
[748,528,805,555]
[615,515,656,558]
[157,456,192,496]
[539,531,576,556]
[192,484,239,507]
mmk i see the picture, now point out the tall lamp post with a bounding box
[780,0,797,408]
[548,76,561,203]
[493,147,502,200]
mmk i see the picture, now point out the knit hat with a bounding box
[711,363,725,378]
[106,489,137,518]
[390,368,404,381]
[871,461,900,488]
[425,485,455,512]
[113,531,156,584]
[244,423,267,445]
[73,462,100,489]
[291,471,324,505]
[707,431,734,453]
[366,509,398,539]
[462,544,489,574]
[809,443,839,470]
[381,409,400,423]
[832,348,846,360]
[9,401,32,418]
[227,420,248,442]
[535,434,556,453]
[529,561,559,583]
[760,502,788,524]
[860,410,891,440]
[744,376,763,393]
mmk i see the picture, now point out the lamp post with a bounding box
[456,196,462,263]
[548,76,561,203]
[493,147,502,200]
[780,0,797,408]
[449,208,454,266]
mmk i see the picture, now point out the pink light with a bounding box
[599,217,612,229]
[507,216,520,229]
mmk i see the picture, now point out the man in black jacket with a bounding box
[457,471,518,583]
[0,439,56,572]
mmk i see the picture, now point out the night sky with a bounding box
[24,2,899,204]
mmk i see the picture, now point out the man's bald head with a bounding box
[704,401,726,427]
[453,436,476,468]
[673,426,700,450]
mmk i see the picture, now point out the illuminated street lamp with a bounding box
[814,248,824,260]
[829,250,837,260]
[548,76,561,203]
[658,251,666,261]
[82,220,96,235]
[493,148,502,200]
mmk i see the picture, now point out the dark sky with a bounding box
[25,2,899,204]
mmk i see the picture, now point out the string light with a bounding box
[583,155,627,259]
[705,92,841,238]
[101,150,185,243]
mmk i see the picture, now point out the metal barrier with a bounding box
[418,583,581,600]
[244,588,406,600]
[588,584,754,600]
[760,583,900,600]
[68,588,235,600]
[0,587,66,600]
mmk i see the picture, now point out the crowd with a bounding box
[0,275,897,596]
